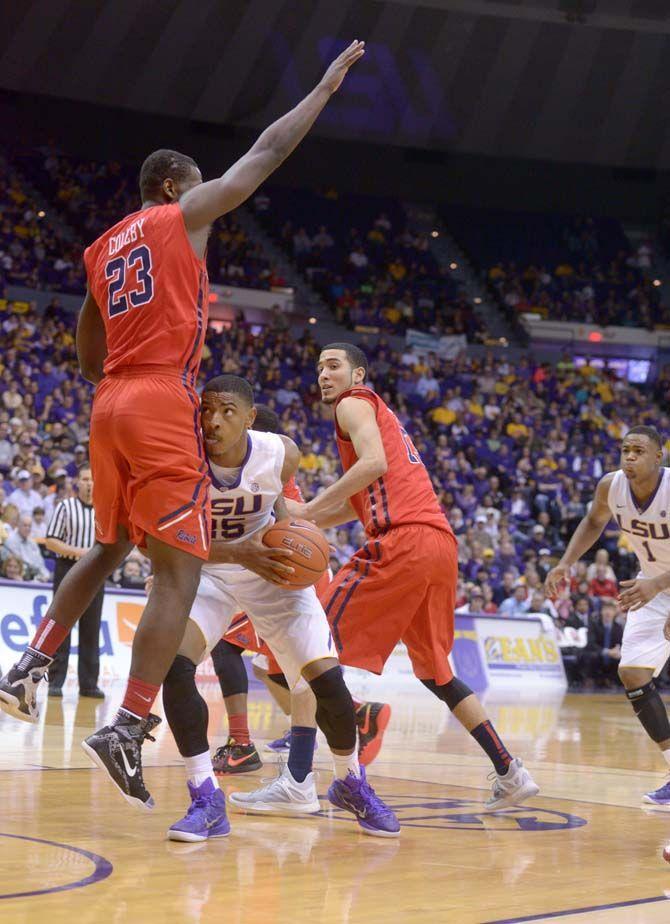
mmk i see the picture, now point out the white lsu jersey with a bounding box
[206,429,285,572]
[608,467,670,579]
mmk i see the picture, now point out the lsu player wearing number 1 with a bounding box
[546,426,670,807]
[0,41,368,817]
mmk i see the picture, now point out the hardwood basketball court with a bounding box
[3,676,670,923]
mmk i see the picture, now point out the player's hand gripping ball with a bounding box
[262,518,329,589]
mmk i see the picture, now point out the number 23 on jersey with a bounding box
[104,245,154,318]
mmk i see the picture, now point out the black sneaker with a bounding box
[356,701,392,767]
[81,711,161,811]
[80,687,105,699]
[0,649,52,723]
[212,737,263,774]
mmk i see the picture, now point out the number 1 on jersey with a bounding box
[642,540,657,562]
[105,245,154,318]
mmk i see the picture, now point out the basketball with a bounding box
[262,518,330,588]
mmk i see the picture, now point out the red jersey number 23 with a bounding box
[104,245,155,318]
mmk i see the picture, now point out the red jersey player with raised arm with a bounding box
[0,42,366,814]
[288,342,539,810]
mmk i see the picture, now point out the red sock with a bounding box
[120,676,160,719]
[29,617,69,658]
[228,713,250,745]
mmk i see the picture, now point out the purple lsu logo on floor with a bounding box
[324,794,586,831]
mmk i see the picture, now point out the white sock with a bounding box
[184,750,218,789]
[333,750,361,780]
[662,748,670,768]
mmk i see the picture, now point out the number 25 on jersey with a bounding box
[105,245,154,318]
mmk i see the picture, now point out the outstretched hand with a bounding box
[320,40,366,95]
[544,563,571,597]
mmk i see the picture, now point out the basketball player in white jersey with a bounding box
[162,374,399,841]
[546,426,670,806]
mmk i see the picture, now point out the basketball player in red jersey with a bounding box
[287,343,539,809]
[0,42,366,812]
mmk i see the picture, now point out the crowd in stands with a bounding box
[2,148,280,294]
[0,286,663,687]
[444,208,667,329]
[2,147,486,340]
[254,186,485,341]
[4,145,669,338]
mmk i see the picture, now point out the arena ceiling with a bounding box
[2,0,670,169]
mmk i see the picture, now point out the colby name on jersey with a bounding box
[608,467,670,579]
[206,430,285,572]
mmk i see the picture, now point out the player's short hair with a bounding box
[253,404,281,433]
[139,149,198,200]
[623,425,663,449]
[322,342,368,381]
[203,375,254,407]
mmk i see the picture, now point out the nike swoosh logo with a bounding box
[227,753,254,767]
[119,747,137,778]
[136,694,152,703]
[359,705,371,736]
[339,794,367,818]
[206,814,224,829]
[616,504,625,508]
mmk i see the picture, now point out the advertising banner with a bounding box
[0,582,565,693]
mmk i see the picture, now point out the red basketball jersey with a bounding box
[334,386,453,538]
[83,203,208,378]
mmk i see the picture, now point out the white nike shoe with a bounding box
[0,655,50,724]
[485,758,539,811]
[229,763,321,815]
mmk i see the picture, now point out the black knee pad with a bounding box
[626,680,670,744]
[421,677,473,711]
[210,639,248,697]
[163,654,210,757]
[267,672,290,690]
[308,666,356,751]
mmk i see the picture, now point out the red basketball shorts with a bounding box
[90,371,210,560]
[321,525,457,685]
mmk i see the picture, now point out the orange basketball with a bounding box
[262,518,330,588]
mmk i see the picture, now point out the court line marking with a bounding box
[0,764,660,812]
[0,832,112,900]
[482,893,668,923]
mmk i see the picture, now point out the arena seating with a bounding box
[2,147,486,340]
[254,185,485,339]
[441,206,666,328]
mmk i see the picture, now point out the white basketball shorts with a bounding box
[620,589,670,676]
[189,567,336,687]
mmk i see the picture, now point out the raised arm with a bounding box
[76,289,107,385]
[545,473,615,595]
[180,41,365,232]
[304,397,386,527]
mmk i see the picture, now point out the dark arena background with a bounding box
[3,1,670,922]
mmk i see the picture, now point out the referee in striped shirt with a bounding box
[45,465,105,698]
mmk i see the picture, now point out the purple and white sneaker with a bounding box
[265,729,291,754]
[265,729,318,756]
[328,766,400,838]
[168,778,231,842]
[643,780,670,809]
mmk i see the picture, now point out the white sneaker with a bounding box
[485,758,539,811]
[0,659,50,724]
[229,764,321,815]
